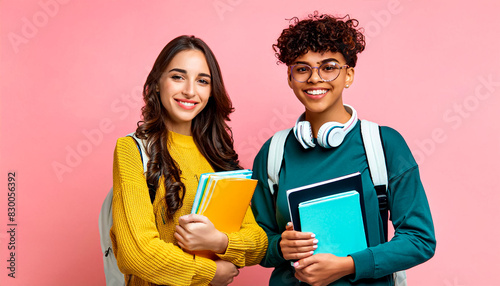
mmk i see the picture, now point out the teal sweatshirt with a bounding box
[251,120,436,285]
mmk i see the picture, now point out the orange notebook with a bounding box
[196,177,257,233]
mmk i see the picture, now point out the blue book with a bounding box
[298,191,367,257]
[286,172,366,232]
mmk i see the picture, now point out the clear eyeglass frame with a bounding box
[289,62,349,83]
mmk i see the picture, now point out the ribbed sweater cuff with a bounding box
[216,232,247,266]
[193,256,216,284]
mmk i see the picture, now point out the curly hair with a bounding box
[273,12,366,67]
[135,35,241,220]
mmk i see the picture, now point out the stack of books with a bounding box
[287,172,368,257]
[191,169,257,233]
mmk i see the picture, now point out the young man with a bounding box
[251,13,436,285]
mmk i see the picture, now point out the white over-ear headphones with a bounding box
[293,105,358,149]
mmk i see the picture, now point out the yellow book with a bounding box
[197,177,257,233]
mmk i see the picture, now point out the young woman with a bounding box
[111,35,268,286]
[250,13,436,285]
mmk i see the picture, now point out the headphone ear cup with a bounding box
[317,122,345,148]
[293,121,315,149]
[301,121,315,148]
[327,129,345,147]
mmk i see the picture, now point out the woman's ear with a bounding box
[287,68,293,89]
[344,67,355,88]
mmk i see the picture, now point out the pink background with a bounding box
[1,1,499,285]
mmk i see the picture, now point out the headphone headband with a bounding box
[293,105,358,149]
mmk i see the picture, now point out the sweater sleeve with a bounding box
[250,140,288,268]
[111,137,216,285]
[350,127,436,281]
[216,206,268,267]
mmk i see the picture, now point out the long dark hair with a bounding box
[136,35,240,219]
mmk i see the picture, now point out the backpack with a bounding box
[266,120,407,286]
[98,133,151,286]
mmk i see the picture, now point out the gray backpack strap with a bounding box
[99,133,149,286]
[267,128,292,197]
[128,133,157,205]
[129,133,149,173]
[99,186,125,286]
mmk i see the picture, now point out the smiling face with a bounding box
[288,50,354,126]
[157,49,212,135]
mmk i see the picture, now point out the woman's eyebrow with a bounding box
[168,68,211,79]
[168,68,187,74]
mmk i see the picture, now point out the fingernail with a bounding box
[313,245,318,249]
[293,262,299,268]
[311,233,316,238]
[310,251,314,254]
[313,239,318,244]
[287,222,292,227]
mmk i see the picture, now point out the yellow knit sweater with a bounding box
[111,132,268,286]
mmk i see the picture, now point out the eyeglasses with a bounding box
[289,62,349,83]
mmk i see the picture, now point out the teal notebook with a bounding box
[191,169,252,214]
[298,191,367,257]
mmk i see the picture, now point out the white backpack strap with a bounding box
[128,133,149,173]
[360,120,388,189]
[361,121,408,284]
[267,128,292,195]
[394,271,407,286]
